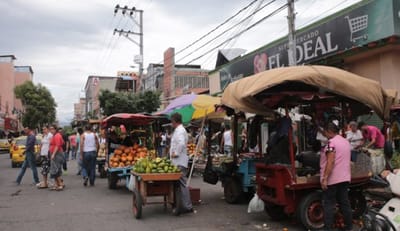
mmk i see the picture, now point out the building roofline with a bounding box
[14,65,34,74]
[0,55,16,60]
[84,75,119,89]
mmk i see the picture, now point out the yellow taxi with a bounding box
[11,136,41,168]
[0,139,10,152]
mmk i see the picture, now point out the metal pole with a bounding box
[139,10,144,92]
[287,0,296,66]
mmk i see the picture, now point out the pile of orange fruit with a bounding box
[109,144,148,168]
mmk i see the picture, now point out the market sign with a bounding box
[217,0,400,90]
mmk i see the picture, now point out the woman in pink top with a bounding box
[358,121,385,149]
[320,122,353,231]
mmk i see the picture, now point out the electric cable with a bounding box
[176,0,278,64]
[185,3,288,65]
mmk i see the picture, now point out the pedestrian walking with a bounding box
[320,122,353,231]
[58,128,70,174]
[169,113,193,214]
[69,133,77,160]
[49,125,65,191]
[36,126,53,189]
[16,127,39,185]
[76,128,84,175]
[80,125,99,186]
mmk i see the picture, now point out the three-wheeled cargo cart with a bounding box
[220,65,395,230]
[131,172,182,219]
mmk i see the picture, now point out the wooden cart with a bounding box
[131,171,182,219]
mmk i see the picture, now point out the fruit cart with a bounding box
[101,113,157,189]
[131,172,182,219]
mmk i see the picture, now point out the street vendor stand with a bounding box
[131,171,182,219]
[221,65,395,230]
[102,113,156,189]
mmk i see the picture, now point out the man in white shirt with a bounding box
[170,113,193,214]
[345,121,363,161]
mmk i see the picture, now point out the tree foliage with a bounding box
[99,90,161,116]
[14,81,57,129]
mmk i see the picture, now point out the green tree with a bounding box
[98,90,161,116]
[14,81,57,129]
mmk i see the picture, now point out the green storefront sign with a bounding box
[216,0,400,90]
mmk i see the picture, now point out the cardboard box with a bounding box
[189,187,201,205]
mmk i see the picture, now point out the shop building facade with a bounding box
[209,0,400,96]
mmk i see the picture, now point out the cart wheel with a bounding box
[99,166,107,178]
[108,172,118,189]
[264,202,287,221]
[349,189,367,219]
[132,189,142,219]
[172,186,182,216]
[224,178,242,204]
[296,191,324,230]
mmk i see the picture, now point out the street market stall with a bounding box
[221,65,395,230]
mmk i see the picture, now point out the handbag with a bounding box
[203,154,219,185]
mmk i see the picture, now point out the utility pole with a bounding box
[287,0,296,66]
[114,5,144,92]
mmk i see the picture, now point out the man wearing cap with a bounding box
[345,121,363,161]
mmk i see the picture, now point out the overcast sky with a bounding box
[0,0,361,125]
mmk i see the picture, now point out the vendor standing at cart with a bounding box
[170,112,193,214]
[119,125,133,147]
[320,122,353,231]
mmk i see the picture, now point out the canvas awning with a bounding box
[221,65,392,120]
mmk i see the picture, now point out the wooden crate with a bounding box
[132,172,182,181]
[189,187,201,205]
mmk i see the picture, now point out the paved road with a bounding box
[0,153,303,231]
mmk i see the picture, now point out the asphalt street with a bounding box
[0,152,303,231]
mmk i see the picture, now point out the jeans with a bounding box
[16,151,39,184]
[224,145,232,157]
[351,150,360,162]
[157,145,165,157]
[70,146,77,159]
[62,151,68,171]
[82,151,96,185]
[322,182,353,230]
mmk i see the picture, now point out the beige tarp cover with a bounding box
[221,65,392,119]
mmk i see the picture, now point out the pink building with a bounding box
[0,55,33,134]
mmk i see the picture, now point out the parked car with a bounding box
[10,136,41,168]
[0,139,10,152]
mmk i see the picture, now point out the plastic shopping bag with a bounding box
[247,193,264,213]
[127,176,135,191]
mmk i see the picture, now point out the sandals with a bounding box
[50,185,64,191]
[36,182,48,189]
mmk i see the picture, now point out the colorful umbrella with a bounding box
[159,94,224,124]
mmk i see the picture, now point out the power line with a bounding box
[176,0,278,64]
[185,3,288,65]
[200,0,264,68]
[175,0,260,57]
